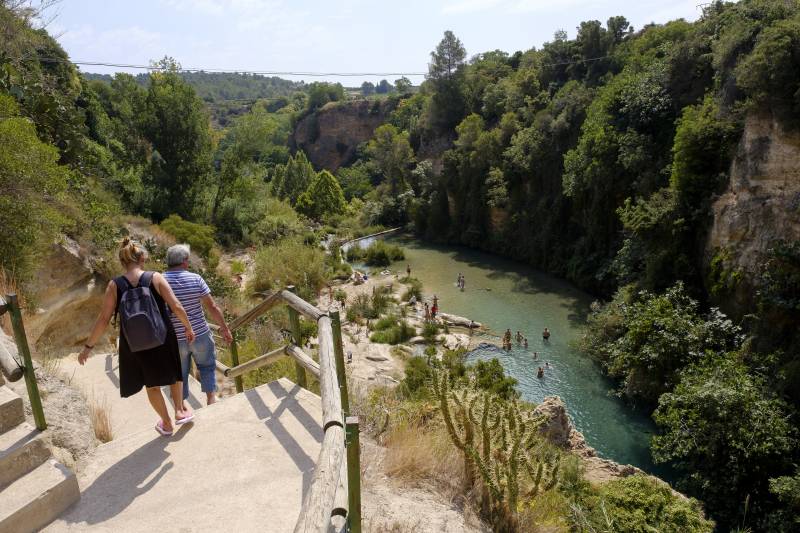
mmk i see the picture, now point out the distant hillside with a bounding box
[84,71,306,127]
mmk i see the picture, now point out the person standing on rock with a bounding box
[164,244,233,406]
[78,238,194,437]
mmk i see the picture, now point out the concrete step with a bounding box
[0,386,24,435]
[0,459,79,533]
[47,378,323,532]
[0,422,51,490]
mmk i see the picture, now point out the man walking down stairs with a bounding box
[0,369,79,533]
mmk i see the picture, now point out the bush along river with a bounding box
[346,234,665,476]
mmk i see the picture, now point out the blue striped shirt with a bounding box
[163,270,211,341]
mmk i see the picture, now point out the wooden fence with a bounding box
[212,286,361,533]
[0,294,46,430]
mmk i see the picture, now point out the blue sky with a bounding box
[50,0,702,85]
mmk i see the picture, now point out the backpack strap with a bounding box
[139,271,155,288]
[112,276,129,324]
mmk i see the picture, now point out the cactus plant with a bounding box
[432,369,563,531]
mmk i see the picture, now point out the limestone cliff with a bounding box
[291,99,396,171]
[706,113,800,312]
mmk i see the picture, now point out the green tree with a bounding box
[361,81,375,96]
[273,150,316,205]
[394,76,412,95]
[306,81,345,112]
[0,93,68,279]
[213,105,290,233]
[580,283,743,403]
[376,79,393,94]
[141,57,213,220]
[295,170,346,219]
[365,124,414,195]
[652,356,797,528]
[428,30,468,130]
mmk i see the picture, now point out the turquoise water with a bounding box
[348,234,661,474]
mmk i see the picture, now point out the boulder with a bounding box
[532,396,573,447]
[437,313,481,329]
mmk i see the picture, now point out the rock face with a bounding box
[533,396,644,484]
[291,99,396,171]
[25,237,107,354]
[707,113,800,311]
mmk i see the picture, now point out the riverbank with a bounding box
[314,270,670,490]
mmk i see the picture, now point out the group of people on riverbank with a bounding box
[423,294,439,321]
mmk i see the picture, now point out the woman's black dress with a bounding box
[115,274,183,398]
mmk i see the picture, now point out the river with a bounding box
[347,234,662,475]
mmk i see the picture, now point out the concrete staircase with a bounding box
[46,378,322,532]
[0,377,80,533]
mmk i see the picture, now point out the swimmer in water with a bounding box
[537,367,544,378]
[533,352,538,360]
[523,338,528,349]
[545,361,550,368]
[542,327,551,340]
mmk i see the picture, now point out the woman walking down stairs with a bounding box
[0,369,80,533]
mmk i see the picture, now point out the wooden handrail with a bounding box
[218,287,356,532]
[284,344,321,378]
[229,290,281,331]
[0,334,23,382]
[224,345,287,378]
[280,289,325,321]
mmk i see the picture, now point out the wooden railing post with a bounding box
[329,310,350,416]
[346,416,362,533]
[286,286,307,389]
[229,338,244,394]
[6,294,46,430]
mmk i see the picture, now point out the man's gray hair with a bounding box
[166,244,191,267]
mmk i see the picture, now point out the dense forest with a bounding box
[85,70,307,126]
[2,0,800,530]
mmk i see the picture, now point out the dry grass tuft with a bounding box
[383,423,465,498]
[89,395,113,443]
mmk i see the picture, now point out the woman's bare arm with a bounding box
[78,281,117,364]
[152,272,195,342]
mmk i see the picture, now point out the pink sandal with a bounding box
[155,420,173,437]
[175,413,194,425]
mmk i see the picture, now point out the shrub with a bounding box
[421,321,439,343]
[468,358,519,400]
[401,356,433,397]
[345,244,365,262]
[370,318,415,344]
[402,277,423,301]
[250,239,326,301]
[160,214,218,265]
[363,240,405,267]
[574,475,714,533]
[230,259,246,276]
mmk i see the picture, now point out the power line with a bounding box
[34,57,428,77]
[29,54,616,78]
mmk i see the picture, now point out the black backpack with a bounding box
[114,272,168,352]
